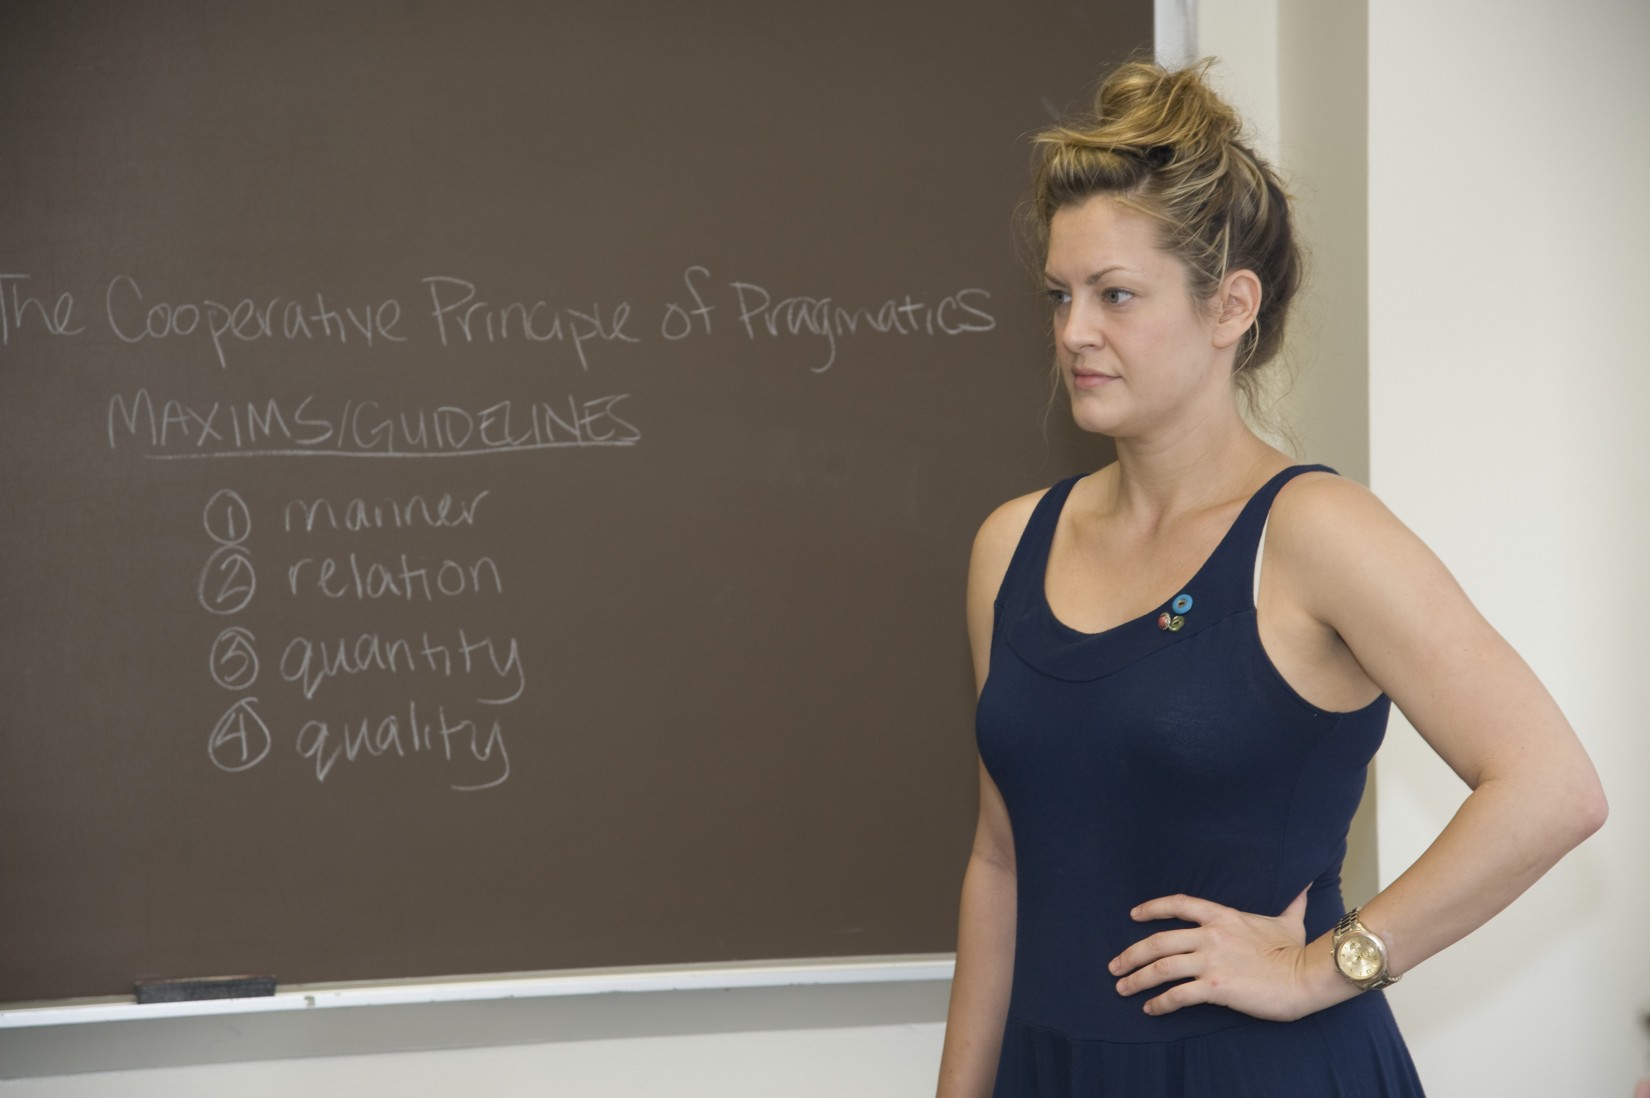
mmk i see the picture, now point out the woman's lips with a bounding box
[1072,370,1116,391]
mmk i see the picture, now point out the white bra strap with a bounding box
[1253,516,1272,606]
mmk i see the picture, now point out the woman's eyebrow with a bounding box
[1083,265,1132,285]
[1044,265,1133,286]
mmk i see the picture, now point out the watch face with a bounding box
[1336,934,1384,982]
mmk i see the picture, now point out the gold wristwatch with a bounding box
[1332,908,1400,991]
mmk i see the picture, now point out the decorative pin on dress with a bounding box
[1158,592,1193,632]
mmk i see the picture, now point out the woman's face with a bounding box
[1044,195,1232,440]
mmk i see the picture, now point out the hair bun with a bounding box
[1087,60,1243,166]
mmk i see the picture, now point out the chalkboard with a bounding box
[0,1,1144,1002]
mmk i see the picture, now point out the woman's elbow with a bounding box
[1574,776,1609,843]
[1552,758,1609,849]
[1511,753,1608,854]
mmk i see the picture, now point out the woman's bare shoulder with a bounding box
[1267,470,1412,558]
[1265,468,1448,624]
[965,487,1052,679]
[971,487,1049,586]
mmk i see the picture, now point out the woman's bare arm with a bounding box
[1278,475,1606,995]
[935,493,1040,1097]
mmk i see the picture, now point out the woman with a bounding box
[935,60,1607,1097]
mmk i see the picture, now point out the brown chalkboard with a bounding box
[0,1,1144,1002]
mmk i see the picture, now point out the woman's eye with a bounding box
[1045,288,1071,307]
[1101,288,1134,305]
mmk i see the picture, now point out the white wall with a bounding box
[1367,1,1650,1094]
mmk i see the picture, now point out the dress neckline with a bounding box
[997,465,1331,684]
[1037,466,1305,640]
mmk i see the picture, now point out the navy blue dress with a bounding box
[976,465,1425,1097]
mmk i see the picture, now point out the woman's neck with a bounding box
[1102,404,1284,523]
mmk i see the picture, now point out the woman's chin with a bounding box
[1065,395,1129,438]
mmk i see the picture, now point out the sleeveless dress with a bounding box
[976,465,1426,1097]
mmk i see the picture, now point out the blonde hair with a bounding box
[1025,59,1302,404]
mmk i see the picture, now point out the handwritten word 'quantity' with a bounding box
[280,629,524,703]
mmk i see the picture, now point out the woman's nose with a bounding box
[1058,304,1098,354]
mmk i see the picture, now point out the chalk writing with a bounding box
[279,629,524,704]
[422,276,639,370]
[199,491,257,617]
[283,491,490,533]
[730,280,995,372]
[199,548,256,614]
[209,697,272,772]
[104,274,406,369]
[286,553,503,602]
[108,390,640,457]
[294,701,510,791]
[6,268,1004,377]
[202,487,253,544]
[193,483,523,791]
[658,265,716,340]
[15,259,1008,798]
[210,627,260,691]
[0,274,83,344]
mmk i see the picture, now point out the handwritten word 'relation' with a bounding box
[288,552,502,602]
[108,389,639,458]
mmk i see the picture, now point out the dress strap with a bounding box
[1223,464,1337,609]
[992,475,1083,611]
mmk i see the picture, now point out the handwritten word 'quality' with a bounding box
[296,701,510,791]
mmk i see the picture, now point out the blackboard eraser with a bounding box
[133,974,277,1003]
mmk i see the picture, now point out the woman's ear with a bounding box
[1211,268,1262,350]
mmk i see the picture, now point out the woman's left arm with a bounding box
[1111,475,1608,1021]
